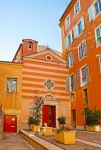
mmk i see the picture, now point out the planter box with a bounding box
[55,131,76,145]
[30,125,34,130]
[43,127,52,136]
[33,125,40,132]
[86,125,100,132]
[0,133,3,140]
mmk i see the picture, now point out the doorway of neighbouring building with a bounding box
[42,105,56,128]
[3,115,17,132]
[72,109,76,128]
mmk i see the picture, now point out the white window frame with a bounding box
[6,78,17,93]
[68,31,73,47]
[79,65,89,87]
[77,17,84,36]
[65,31,73,48]
[95,24,101,47]
[88,0,101,22]
[65,14,70,30]
[97,54,101,73]
[78,40,87,60]
[74,0,81,17]
[73,16,85,39]
[93,0,101,18]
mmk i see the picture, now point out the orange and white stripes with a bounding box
[22,57,69,101]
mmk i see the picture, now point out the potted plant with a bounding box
[57,115,66,128]
[27,117,34,130]
[85,107,101,132]
[29,96,43,132]
[55,125,76,145]
[55,115,76,144]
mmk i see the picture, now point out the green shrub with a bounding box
[57,115,66,125]
[28,117,34,125]
[85,107,101,126]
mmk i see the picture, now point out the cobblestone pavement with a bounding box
[77,130,101,145]
[0,133,35,150]
[34,130,101,150]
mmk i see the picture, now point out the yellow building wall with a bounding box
[0,62,22,131]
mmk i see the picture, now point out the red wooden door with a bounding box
[42,105,49,127]
[42,105,56,127]
[3,115,17,132]
[51,106,56,128]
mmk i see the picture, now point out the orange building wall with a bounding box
[59,0,101,127]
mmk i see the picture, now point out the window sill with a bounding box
[96,43,101,48]
[93,12,101,22]
[79,55,87,61]
[81,81,88,87]
[6,92,18,94]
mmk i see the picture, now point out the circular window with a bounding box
[46,55,52,61]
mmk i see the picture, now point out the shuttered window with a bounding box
[74,0,80,17]
[78,40,87,59]
[73,17,85,39]
[66,75,70,92]
[94,0,101,16]
[65,15,70,30]
[78,65,90,87]
[64,31,73,48]
[88,5,94,22]
[66,74,76,92]
[98,54,101,73]
[95,25,101,46]
[74,25,78,39]
[67,52,74,68]
[70,74,76,92]
[88,0,101,22]
[78,17,85,35]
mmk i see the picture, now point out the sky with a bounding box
[0,0,71,61]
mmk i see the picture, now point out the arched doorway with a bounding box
[42,94,56,128]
